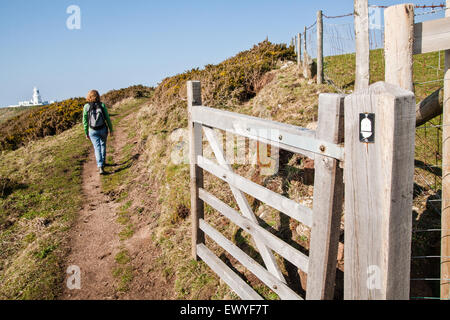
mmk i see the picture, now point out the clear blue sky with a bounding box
[0,0,444,106]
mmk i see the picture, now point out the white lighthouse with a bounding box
[16,87,51,107]
[32,87,43,105]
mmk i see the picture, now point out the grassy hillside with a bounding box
[117,42,332,299]
[0,85,153,152]
[0,106,34,125]
[0,125,90,299]
[0,98,144,299]
[123,43,443,299]
[0,40,443,300]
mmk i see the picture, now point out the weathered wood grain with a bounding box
[197,244,263,300]
[199,219,302,300]
[385,4,414,92]
[306,94,345,300]
[317,10,323,84]
[199,188,309,272]
[191,106,344,160]
[344,82,415,300]
[414,16,450,55]
[354,0,370,91]
[198,155,313,227]
[202,126,286,282]
[187,81,204,260]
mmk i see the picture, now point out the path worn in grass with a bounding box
[61,102,173,300]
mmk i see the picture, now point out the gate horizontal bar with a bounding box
[199,219,302,300]
[198,156,313,227]
[414,16,450,54]
[197,244,263,300]
[192,106,344,160]
[199,188,309,273]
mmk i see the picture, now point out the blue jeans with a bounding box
[89,127,108,168]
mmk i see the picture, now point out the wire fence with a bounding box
[289,2,448,300]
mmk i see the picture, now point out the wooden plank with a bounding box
[203,127,286,283]
[193,106,315,158]
[306,94,345,300]
[384,4,414,92]
[199,188,309,273]
[199,219,302,300]
[354,0,370,91]
[197,244,263,300]
[187,81,204,260]
[344,82,415,300]
[317,10,323,84]
[198,156,313,227]
[191,106,344,160]
[416,88,443,127]
[414,16,450,55]
[441,0,450,301]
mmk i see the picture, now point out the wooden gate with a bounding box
[187,80,345,300]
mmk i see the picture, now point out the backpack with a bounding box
[88,102,106,130]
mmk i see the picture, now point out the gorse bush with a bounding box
[0,85,154,152]
[0,98,86,151]
[101,85,154,107]
[155,41,294,106]
[146,41,295,132]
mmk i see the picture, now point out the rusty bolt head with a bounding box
[320,145,326,152]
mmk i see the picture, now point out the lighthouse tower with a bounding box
[32,87,43,105]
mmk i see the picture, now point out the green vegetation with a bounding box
[0,39,443,300]
[324,48,444,102]
[0,86,154,152]
[134,42,444,300]
[101,85,154,107]
[113,250,133,292]
[0,106,34,125]
[0,125,90,299]
[0,98,86,151]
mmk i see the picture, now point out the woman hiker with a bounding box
[83,90,114,175]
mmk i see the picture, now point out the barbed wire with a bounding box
[416,123,450,129]
[411,278,450,281]
[323,12,354,19]
[305,20,317,31]
[415,79,445,85]
[414,7,448,16]
[412,256,450,259]
[413,229,450,232]
[369,4,446,9]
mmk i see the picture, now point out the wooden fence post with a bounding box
[297,32,302,67]
[317,10,324,84]
[306,94,345,300]
[384,4,415,92]
[303,26,307,59]
[188,81,204,260]
[344,82,415,300]
[441,0,450,301]
[354,0,370,91]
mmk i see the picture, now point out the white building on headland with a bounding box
[4,87,54,108]
[17,87,52,107]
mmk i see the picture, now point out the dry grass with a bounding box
[127,45,337,299]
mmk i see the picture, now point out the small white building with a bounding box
[17,87,50,107]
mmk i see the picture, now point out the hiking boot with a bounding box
[99,167,105,175]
